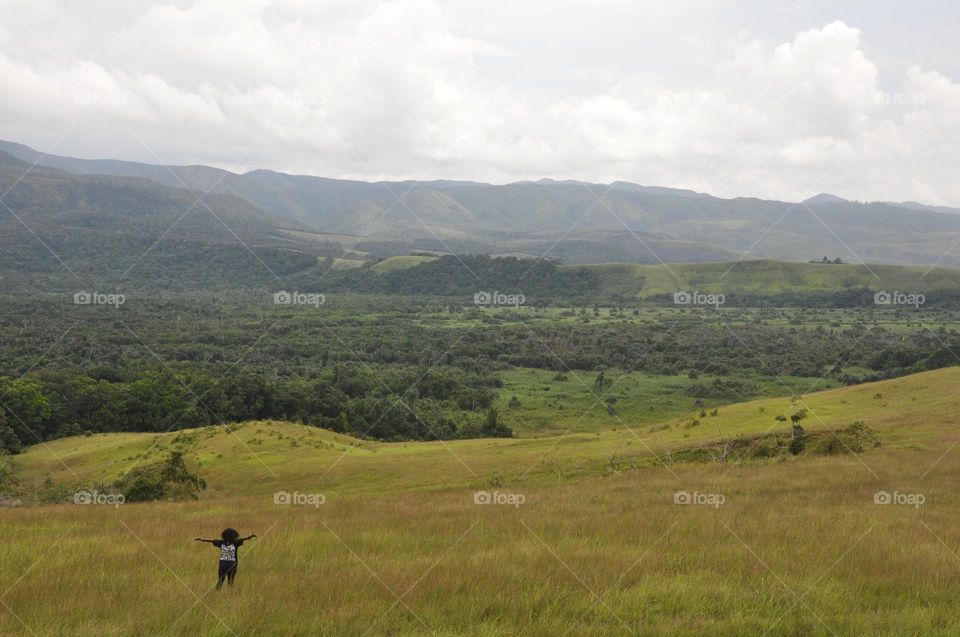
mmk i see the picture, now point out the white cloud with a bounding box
[0,1,957,205]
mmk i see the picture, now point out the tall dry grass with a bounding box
[2,441,959,636]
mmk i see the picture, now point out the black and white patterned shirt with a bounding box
[212,539,244,561]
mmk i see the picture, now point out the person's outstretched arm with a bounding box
[194,537,215,543]
[240,534,257,541]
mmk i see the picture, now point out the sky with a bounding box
[0,0,958,204]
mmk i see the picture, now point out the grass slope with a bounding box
[4,368,960,635]
[11,367,957,497]
[569,259,960,298]
[370,255,438,273]
[494,368,840,437]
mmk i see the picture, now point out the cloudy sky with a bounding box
[1,0,958,204]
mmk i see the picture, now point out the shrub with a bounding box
[116,451,207,502]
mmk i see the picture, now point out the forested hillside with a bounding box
[6,139,960,266]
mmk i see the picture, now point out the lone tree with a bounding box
[482,407,513,438]
[789,424,806,455]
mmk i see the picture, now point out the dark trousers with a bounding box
[216,560,237,589]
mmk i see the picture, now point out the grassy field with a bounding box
[371,255,438,273]
[568,259,960,298]
[494,367,840,437]
[4,368,960,635]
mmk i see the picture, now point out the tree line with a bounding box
[0,364,511,453]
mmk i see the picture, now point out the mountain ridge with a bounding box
[4,139,960,268]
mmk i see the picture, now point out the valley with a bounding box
[3,143,960,636]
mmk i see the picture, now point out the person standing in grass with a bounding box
[194,528,257,589]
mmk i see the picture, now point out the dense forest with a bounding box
[0,364,510,453]
[9,247,960,309]
[2,283,958,452]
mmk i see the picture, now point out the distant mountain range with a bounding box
[3,138,960,282]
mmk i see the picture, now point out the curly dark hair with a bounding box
[221,528,240,542]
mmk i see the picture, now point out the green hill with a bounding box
[6,367,960,635]
[11,366,959,497]
[571,259,960,299]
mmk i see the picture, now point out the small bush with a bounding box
[116,451,207,502]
